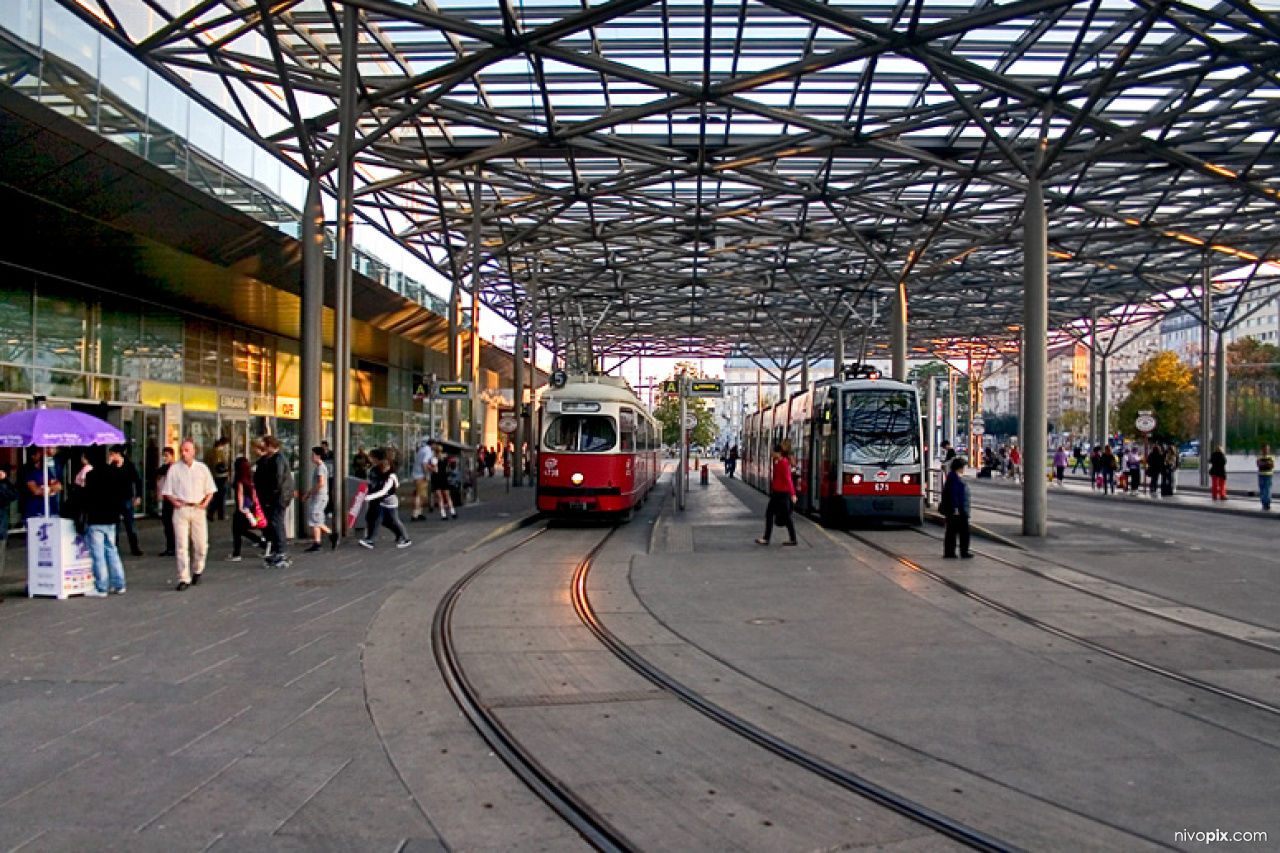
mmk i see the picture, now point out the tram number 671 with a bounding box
[874,482,890,492]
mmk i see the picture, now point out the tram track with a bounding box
[433,518,1020,852]
[845,529,1280,720]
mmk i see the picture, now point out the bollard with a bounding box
[700,464,709,485]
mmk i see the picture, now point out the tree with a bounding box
[1057,408,1087,436]
[1114,351,1198,443]
[652,363,719,448]
[1226,338,1280,451]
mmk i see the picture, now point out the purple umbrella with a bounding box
[0,408,126,517]
[0,408,125,448]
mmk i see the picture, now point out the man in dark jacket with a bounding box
[938,456,972,559]
[253,436,293,567]
[83,454,133,595]
[108,445,144,556]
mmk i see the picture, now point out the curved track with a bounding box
[848,528,1280,719]
[433,520,1019,852]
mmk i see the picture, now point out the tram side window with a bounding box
[619,408,636,452]
[543,414,617,452]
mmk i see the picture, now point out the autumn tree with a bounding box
[1226,338,1280,451]
[652,363,719,448]
[1114,351,1198,443]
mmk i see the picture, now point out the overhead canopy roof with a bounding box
[70,0,1280,364]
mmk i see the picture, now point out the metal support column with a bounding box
[1022,175,1048,537]
[1214,330,1227,457]
[331,2,358,537]
[834,334,845,377]
[512,295,525,488]
[891,281,908,381]
[947,369,956,448]
[1098,354,1110,445]
[778,367,787,400]
[800,358,809,392]
[299,176,324,537]
[678,380,687,511]
[925,377,937,505]
[1087,306,1097,444]
[1200,263,1212,486]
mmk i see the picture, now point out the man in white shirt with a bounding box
[162,438,217,591]
[410,441,435,522]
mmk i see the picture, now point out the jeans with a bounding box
[262,503,288,559]
[119,499,141,554]
[86,524,126,593]
[366,503,407,542]
[1101,469,1116,494]
[1260,474,1273,510]
[161,501,176,553]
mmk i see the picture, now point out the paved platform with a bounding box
[0,469,1275,850]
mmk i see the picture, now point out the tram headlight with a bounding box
[844,473,864,485]
[901,474,913,484]
[570,472,585,486]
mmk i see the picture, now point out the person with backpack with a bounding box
[359,448,411,549]
[253,436,294,568]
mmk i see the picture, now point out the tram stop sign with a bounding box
[683,414,698,430]
[1135,411,1157,434]
[498,410,518,434]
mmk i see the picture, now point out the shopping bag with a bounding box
[347,482,368,529]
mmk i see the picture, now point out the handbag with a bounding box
[243,485,268,529]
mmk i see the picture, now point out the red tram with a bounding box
[743,372,924,525]
[536,374,661,520]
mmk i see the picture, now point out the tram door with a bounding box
[140,410,162,516]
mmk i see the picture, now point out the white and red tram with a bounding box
[743,371,924,525]
[536,374,661,519]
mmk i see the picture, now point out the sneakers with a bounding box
[304,543,323,552]
[227,555,242,562]
[396,539,412,549]
[191,573,202,585]
[755,538,769,545]
[176,581,190,591]
[783,540,798,546]
[111,588,126,595]
[84,588,108,598]
[358,539,374,549]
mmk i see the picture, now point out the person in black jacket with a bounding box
[253,436,294,567]
[83,455,133,595]
[108,445,144,556]
[938,456,972,559]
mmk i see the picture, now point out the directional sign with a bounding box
[688,379,724,398]
[1135,412,1157,433]
[433,381,472,398]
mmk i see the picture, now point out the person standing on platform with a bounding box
[939,456,972,559]
[1209,445,1228,500]
[1257,445,1274,511]
[755,443,797,546]
[0,465,18,577]
[1099,445,1118,494]
[726,444,739,478]
[228,457,265,561]
[1071,443,1087,474]
[430,442,456,520]
[304,446,336,552]
[1124,446,1143,494]
[253,436,293,568]
[1146,442,1164,498]
[359,448,411,548]
[156,446,176,555]
[82,452,131,596]
[22,447,61,520]
[162,438,216,591]
[207,437,230,521]
[410,441,434,522]
[108,445,144,556]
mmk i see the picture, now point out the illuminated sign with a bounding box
[433,382,472,398]
[688,379,724,398]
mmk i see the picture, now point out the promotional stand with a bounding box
[27,516,95,599]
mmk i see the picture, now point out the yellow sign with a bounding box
[276,396,300,419]
[433,382,471,398]
[351,405,374,424]
[140,381,182,407]
[688,379,724,397]
[183,387,218,412]
[322,401,334,421]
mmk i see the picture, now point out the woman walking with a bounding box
[228,457,264,561]
[1209,445,1228,500]
[755,443,797,546]
[360,448,411,549]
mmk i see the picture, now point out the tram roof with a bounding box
[69,0,1280,363]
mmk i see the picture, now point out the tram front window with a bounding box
[841,390,919,466]
[544,415,617,452]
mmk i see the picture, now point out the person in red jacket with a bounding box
[756,443,798,546]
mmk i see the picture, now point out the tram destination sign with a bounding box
[687,379,724,398]
[432,381,472,398]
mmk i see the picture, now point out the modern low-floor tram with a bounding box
[743,373,924,525]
